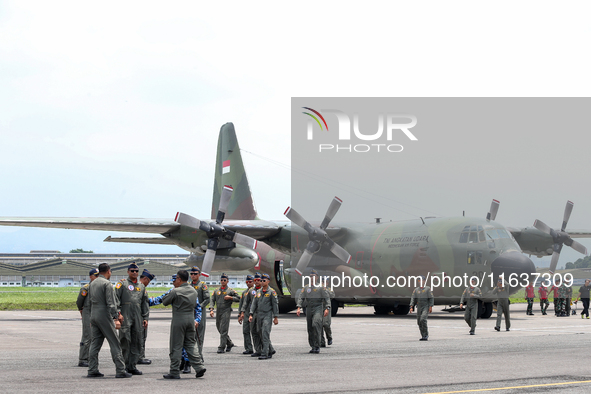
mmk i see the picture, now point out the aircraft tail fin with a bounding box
[211,123,259,220]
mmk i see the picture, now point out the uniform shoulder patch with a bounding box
[115,282,122,289]
[202,284,208,290]
[81,290,88,296]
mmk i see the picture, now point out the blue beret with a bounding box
[246,275,254,280]
[221,273,228,279]
[89,268,99,276]
[254,273,261,279]
[128,263,139,270]
[310,269,318,276]
[190,266,201,273]
[141,269,155,281]
[261,273,271,280]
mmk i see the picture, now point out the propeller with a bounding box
[533,200,588,274]
[486,199,500,221]
[174,185,273,277]
[284,196,352,276]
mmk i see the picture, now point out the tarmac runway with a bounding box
[1,303,590,393]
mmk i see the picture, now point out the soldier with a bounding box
[248,273,275,358]
[238,275,255,354]
[137,269,155,365]
[459,277,481,335]
[296,269,330,353]
[209,273,240,353]
[87,263,130,378]
[549,279,561,316]
[114,263,149,375]
[189,266,210,363]
[320,285,335,347]
[524,281,535,316]
[161,270,207,379]
[558,281,570,317]
[564,283,573,316]
[409,276,434,341]
[577,279,591,319]
[77,268,99,367]
[538,282,549,315]
[249,273,279,360]
[493,276,511,331]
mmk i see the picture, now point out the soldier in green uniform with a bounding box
[77,268,99,367]
[249,273,279,359]
[296,269,330,353]
[114,263,149,375]
[137,269,155,365]
[161,270,207,379]
[209,273,240,353]
[238,275,255,354]
[459,278,482,335]
[87,263,131,378]
[493,276,511,331]
[558,282,570,317]
[409,276,434,341]
[189,266,210,363]
[320,285,335,347]
[248,273,275,357]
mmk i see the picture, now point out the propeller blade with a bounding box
[175,212,202,229]
[570,239,588,255]
[216,185,234,224]
[200,248,216,278]
[548,251,560,275]
[294,249,314,276]
[487,199,500,221]
[232,232,275,257]
[284,207,310,230]
[533,219,553,235]
[320,197,343,230]
[329,242,352,264]
[561,200,574,232]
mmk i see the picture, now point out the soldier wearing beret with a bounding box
[137,269,155,365]
[114,263,149,375]
[296,269,330,354]
[238,274,255,354]
[189,266,210,364]
[209,273,240,353]
[248,273,274,357]
[493,276,511,331]
[77,268,99,367]
[460,277,482,335]
[249,273,279,359]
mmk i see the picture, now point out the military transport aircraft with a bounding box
[1,123,589,318]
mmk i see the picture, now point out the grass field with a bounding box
[0,286,551,311]
[0,287,247,311]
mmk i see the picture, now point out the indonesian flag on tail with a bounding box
[222,160,231,174]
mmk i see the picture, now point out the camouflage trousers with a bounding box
[526,298,534,314]
[539,299,549,314]
[554,298,565,315]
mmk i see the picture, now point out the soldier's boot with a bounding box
[251,352,261,357]
[183,362,191,374]
[226,342,235,352]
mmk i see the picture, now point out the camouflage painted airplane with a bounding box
[1,123,589,317]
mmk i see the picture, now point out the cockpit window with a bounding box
[459,226,487,243]
[498,229,510,239]
[486,229,499,239]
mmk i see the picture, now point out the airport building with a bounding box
[0,252,250,288]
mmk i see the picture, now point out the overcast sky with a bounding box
[1,1,591,267]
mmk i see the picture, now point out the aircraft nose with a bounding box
[491,251,536,281]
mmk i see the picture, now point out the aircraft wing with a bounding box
[104,236,178,245]
[0,217,179,234]
[564,230,591,238]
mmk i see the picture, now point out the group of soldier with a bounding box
[76,263,335,379]
[410,275,591,340]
